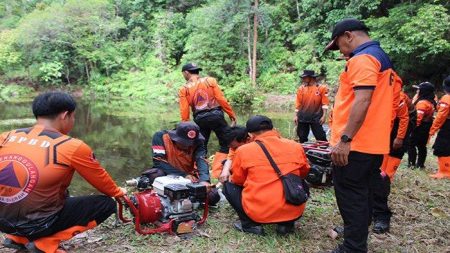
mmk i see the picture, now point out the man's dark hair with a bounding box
[444,75,450,93]
[224,126,248,147]
[187,69,200,75]
[32,91,77,119]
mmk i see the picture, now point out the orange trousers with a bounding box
[6,220,97,253]
[430,156,450,179]
[380,155,402,181]
[211,152,228,179]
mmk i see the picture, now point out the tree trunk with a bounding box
[65,66,70,85]
[295,0,300,20]
[85,62,90,81]
[251,0,258,87]
[247,16,252,80]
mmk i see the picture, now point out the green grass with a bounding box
[1,157,448,253]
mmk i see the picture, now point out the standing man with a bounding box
[0,92,125,253]
[325,18,396,253]
[179,63,237,156]
[429,75,450,179]
[294,70,330,143]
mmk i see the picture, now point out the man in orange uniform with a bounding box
[408,82,436,168]
[325,18,396,253]
[372,90,413,234]
[0,92,125,253]
[223,115,310,236]
[179,63,236,156]
[151,122,220,205]
[429,75,450,179]
[294,70,330,143]
[210,126,250,182]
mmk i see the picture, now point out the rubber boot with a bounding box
[430,156,450,179]
[211,152,228,179]
[385,156,402,181]
[30,220,97,253]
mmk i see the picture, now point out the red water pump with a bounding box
[116,175,209,235]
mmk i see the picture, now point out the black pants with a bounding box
[223,182,295,228]
[333,151,383,253]
[26,195,116,241]
[194,111,230,153]
[372,118,412,222]
[408,121,432,167]
[297,122,327,143]
[372,174,391,222]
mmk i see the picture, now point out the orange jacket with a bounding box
[295,84,329,122]
[178,76,236,121]
[395,92,410,140]
[416,100,435,126]
[0,125,122,230]
[230,130,310,223]
[430,94,450,136]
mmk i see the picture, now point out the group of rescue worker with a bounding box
[0,18,449,253]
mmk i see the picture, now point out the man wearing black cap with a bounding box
[151,122,220,205]
[325,18,398,253]
[179,63,236,157]
[294,70,329,143]
[151,122,209,182]
[223,115,310,236]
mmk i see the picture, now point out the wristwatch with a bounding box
[341,135,352,143]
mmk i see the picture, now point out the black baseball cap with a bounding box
[168,122,205,146]
[418,82,435,92]
[181,63,203,72]
[325,18,370,51]
[246,115,273,133]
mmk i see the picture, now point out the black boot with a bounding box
[373,219,390,234]
[233,221,265,236]
[329,244,347,253]
[2,238,26,250]
[276,222,295,235]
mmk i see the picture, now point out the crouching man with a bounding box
[0,92,125,253]
[151,122,220,205]
[223,115,310,235]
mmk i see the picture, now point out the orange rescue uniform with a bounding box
[0,125,122,233]
[295,84,329,122]
[230,130,310,223]
[330,53,395,154]
[178,76,236,121]
[429,94,450,179]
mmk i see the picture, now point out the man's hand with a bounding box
[219,169,231,183]
[200,181,212,192]
[185,175,198,182]
[331,141,351,167]
[427,134,433,145]
[392,138,403,150]
[294,115,298,125]
[119,187,127,196]
[319,115,326,125]
[230,117,237,127]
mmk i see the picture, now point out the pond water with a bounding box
[0,99,318,195]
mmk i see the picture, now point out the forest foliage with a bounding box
[0,0,448,104]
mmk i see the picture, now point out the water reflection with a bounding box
[0,100,314,195]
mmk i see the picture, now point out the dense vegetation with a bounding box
[0,0,449,104]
